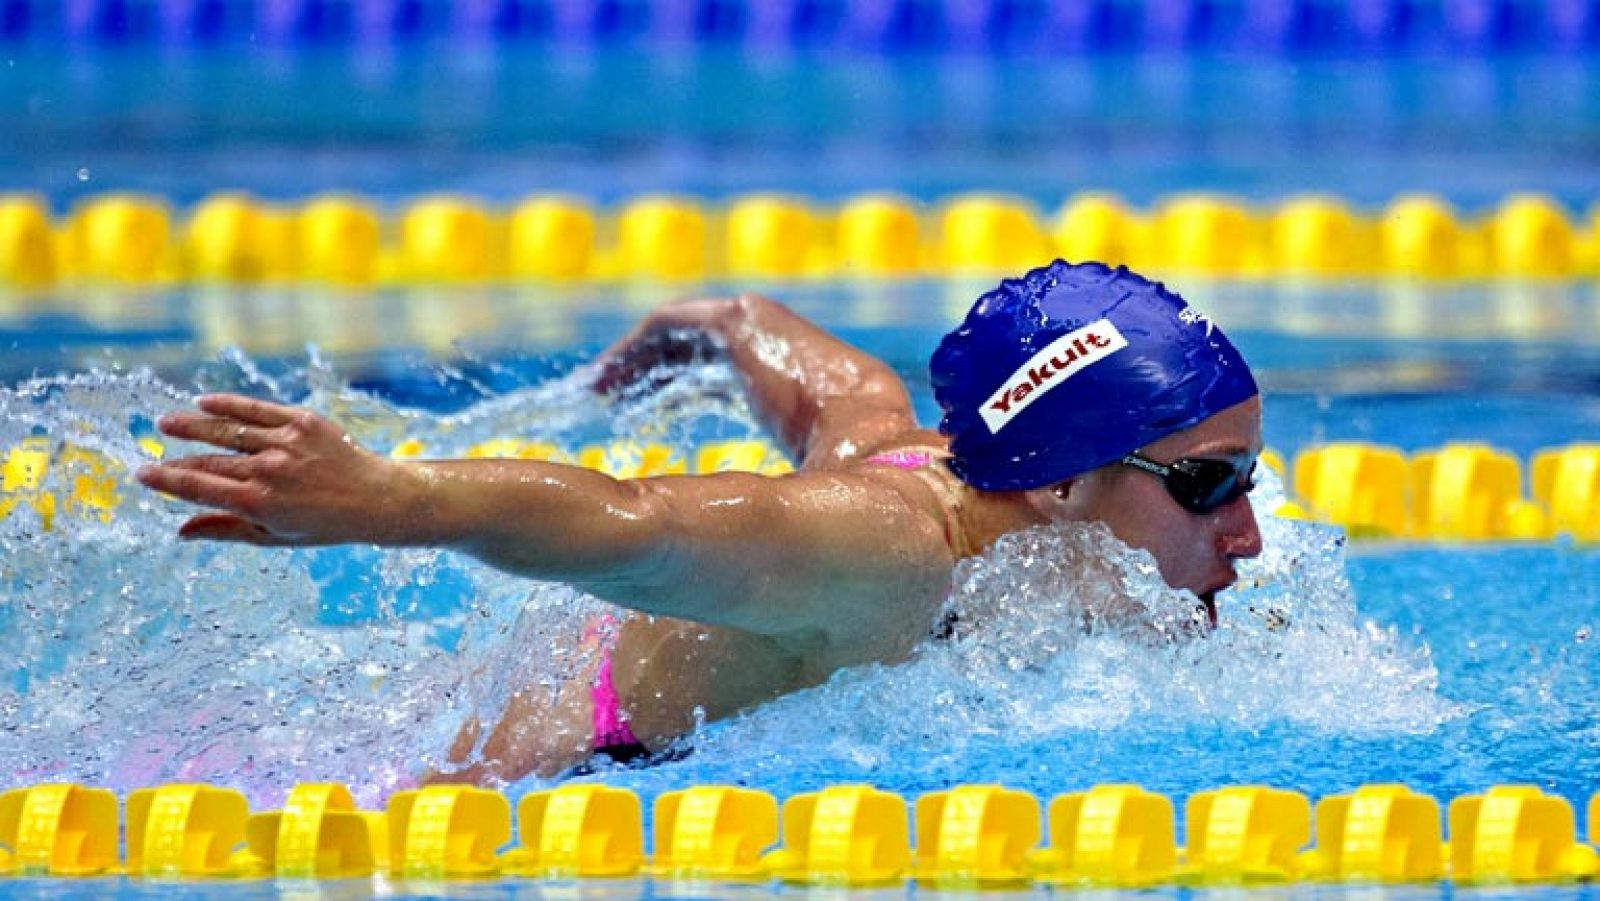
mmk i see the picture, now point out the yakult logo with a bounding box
[1178,305,1215,336]
[980,319,1128,433]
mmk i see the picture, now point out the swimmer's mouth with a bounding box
[1196,575,1236,627]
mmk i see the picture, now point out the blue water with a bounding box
[2,296,1600,900]
[6,280,1599,452]
[3,47,1600,209]
[3,36,1600,899]
[2,288,1598,777]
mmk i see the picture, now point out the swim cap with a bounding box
[931,260,1257,491]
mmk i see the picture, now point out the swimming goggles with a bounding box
[1121,452,1257,516]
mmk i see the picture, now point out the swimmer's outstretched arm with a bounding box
[137,394,952,657]
[596,294,921,467]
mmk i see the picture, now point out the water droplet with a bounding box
[76,168,90,182]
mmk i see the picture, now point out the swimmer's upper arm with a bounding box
[403,456,948,660]
[579,469,954,658]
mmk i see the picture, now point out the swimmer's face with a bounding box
[1048,397,1265,624]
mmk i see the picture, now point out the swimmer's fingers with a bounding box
[593,336,670,394]
[177,512,283,545]
[594,329,721,395]
[195,393,298,428]
[150,453,256,481]
[156,411,275,454]
[136,461,264,515]
[593,324,670,393]
[593,298,731,393]
[159,393,305,448]
[160,400,350,460]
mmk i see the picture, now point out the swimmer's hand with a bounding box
[592,297,732,395]
[135,393,416,546]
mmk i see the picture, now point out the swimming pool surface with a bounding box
[4,46,1600,209]
[3,36,1600,899]
[3,281,1600,890]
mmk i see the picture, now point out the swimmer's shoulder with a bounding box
[843,431,1039,561]
[842,430,996,559]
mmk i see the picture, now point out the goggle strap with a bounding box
[1120,454,1170,477]
[1123,452,1254,516]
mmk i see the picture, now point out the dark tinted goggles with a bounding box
[1121,452,1258,516]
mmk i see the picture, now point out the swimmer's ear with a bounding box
[1032,470,1118,520]
[1029,478,1079,518]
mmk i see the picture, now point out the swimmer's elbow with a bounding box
[730,291,777,321]
[574,480,700,607]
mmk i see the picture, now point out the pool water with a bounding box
[3,36,1600,899]
[2,280,1599,815]
[4,46,1600,209]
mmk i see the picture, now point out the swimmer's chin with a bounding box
[1195,572,1239,629]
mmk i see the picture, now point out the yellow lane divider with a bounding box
[124,783,249,878]
[237,782,382,879]
[386,785,508,880]
[1281,441,1600,542]
[761,784,910,886]
[1029,784,1172,887]
[3,781,1600,886]
[0,783,119,877]
[3,190,1597,287]
[1181,785,1310,882]
[914,784,1039,888]
[648,785,777,881]
[1301,783,1443,882]
[502,784,643,879]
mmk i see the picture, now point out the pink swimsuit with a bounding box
[586,615,642,751]
[866,449,937,469]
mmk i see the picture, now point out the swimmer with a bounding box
[136,260,1264,782]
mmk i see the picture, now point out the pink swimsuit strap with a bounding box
[585,614,641,750]
[865,449,937,470]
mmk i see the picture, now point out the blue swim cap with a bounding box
[931,260,1257,492]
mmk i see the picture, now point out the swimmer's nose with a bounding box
[1218,495,1264,560]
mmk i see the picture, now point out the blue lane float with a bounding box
[3,0,1595,52]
